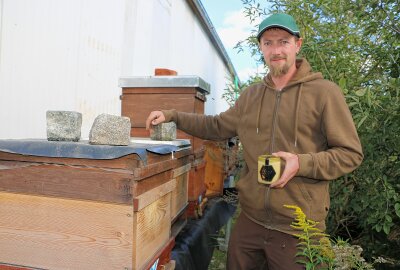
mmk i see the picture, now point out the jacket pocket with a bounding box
[297,178,330,222]
[266,177,329,224]
[236,169,267,212]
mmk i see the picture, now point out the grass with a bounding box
[208,248,228,270]
[208,204,240,270]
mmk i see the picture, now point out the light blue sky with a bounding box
[201,0,266,82]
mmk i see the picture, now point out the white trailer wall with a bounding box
[0,0,232,139]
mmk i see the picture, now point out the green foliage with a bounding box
[229,0,400,265]
[285,205,335,269]
[285,205,378,270]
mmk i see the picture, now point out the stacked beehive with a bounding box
[0,140,188,270]
[120,73,209,219]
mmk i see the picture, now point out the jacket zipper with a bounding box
[264,90,282,225]
[270,91,282,153]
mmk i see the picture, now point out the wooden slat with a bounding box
[133,179,175,211]
[132,193,171,270]
[0,192,133,270]
[0,161,133,204]
[132,154,190,180]
[171,164,191,178]
[131,170,172,197]
[170,170,189,221]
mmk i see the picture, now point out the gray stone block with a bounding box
[150,122,177,141]
[89,114,131,146]
[46,111,82,142]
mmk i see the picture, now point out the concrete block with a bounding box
[46,111,82,142]
[89,114,131,146]
[150,122,177,141]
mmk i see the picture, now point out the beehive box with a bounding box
[119,75,210,153]
[0,139,190,270]
[203,139,240,198]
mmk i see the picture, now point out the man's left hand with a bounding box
[270,151,299,188]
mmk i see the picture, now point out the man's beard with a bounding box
[268,57,290,77]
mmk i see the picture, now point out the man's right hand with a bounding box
[146,111,166,130]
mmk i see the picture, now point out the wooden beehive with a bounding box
[203,139,240,198]
[0,139,190,270]
[119,75,210,153]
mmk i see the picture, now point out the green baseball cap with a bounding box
[257,13,300,41]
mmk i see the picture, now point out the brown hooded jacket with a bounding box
[162,58,363,234]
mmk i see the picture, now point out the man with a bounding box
[146,13,363,270]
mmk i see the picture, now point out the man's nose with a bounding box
[272,44,282,54]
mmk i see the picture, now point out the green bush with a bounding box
[228,0,399,265]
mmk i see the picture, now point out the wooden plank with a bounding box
[132,153,189,180]
[0,161,133,204]
[170,170,189,221]
[132,193,171,270]
[171,163,191,178]
[131,170,172,197]
[0,192,133,270]
[133,179,175,211]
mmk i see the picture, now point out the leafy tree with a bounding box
[230,0,400,265]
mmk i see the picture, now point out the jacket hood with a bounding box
[256,58,324,147]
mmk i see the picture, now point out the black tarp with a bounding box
[0,139,180,164]
[172,198,236,270]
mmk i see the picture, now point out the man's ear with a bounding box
[296,38,303,49]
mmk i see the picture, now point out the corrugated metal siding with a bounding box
[0,0,232,139]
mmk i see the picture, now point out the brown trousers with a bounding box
[226,213,304,270]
